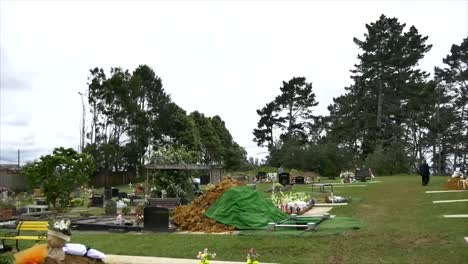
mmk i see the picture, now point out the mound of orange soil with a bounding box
[172,178,245,232]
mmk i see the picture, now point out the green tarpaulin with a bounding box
[205,186,289,229]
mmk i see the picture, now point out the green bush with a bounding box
[365,144,411,175]
[121,206,131,215]
[0,254,13,264]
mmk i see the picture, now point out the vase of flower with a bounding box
[197,248,216,264]
[48,230,70,245]
[46,219,72,262]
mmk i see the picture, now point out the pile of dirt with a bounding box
[45,255,103,264]
[172,177,245,232]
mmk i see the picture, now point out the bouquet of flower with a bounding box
[47,218,72,262]
[49,219,71,236]
[197,248,216,264]
[339,171,354,178]
[246,248,259,264]
[340,171,355,183]
[271,191,313,214]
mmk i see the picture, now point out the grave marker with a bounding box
[111,188,119,197]
[144,207,170,232]
[105,200,117,215]
[104,188,112,200]
[90,195,104,207]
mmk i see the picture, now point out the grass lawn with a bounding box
[11,175,468,263]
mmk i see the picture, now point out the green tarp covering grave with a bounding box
[205,186,289,229]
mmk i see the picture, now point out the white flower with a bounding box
[53,219,70,231]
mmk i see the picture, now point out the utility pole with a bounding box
[78,92,86,153]
[17,149,20,169]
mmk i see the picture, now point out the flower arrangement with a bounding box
[197,248,216,264]
[135,212,144,225]
[340,171,355,184]
[246,248,259,264]
[339,171,354,178]
[150,186,158,198]
[271,191,314,214]
[49,219,72,236]
[451,170,464,178]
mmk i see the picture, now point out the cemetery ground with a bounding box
[6,175,468,263]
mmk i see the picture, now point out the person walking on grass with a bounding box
[419,160,430,186]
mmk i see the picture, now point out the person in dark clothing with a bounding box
[419,160,431,186]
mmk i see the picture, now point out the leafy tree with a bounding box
[189,111,223,164]
[86,65,170,173]
[23,147,95,210]
[148,145,200,199]
[84,65,255,177]
[275,77,318,141]
[351,14,432,153]
[324,15,432,174]
[253,102,283,150]
[253,77,318,149]
[435,37,468,169]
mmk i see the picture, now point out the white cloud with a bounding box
[0,0,467,163]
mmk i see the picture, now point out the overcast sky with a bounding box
[0,0,467,164]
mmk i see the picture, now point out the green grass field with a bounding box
[7,175,468,263]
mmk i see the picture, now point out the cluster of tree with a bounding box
[254,14,467,176]
[84,65,247,174]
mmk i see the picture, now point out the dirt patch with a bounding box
[172,178,244,232]
[328,254,344,264]
[395,234,447,246]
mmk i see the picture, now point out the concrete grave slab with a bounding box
[443,214,468,218]
[425,190,468,194]
[433,199,468,204]
[104,255,277,264]
[315,203,348,206]
[302,206,333,215]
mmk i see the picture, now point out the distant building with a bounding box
[0,164,28,190]
[0,164,21,175]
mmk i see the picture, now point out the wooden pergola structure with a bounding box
[144,164,224,194]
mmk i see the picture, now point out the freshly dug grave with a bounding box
[45,255,103,264]
[172,177,245,232]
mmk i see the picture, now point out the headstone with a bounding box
[36,199,47,205]
[355,168,368,182]
[111,188,119,197]
[144,206,169,232]
[200,175,210,185]
[104,200,117,215]
[279,173,290,185]
[104,189,112,200]
[90,195,103,207]
[72,188,81,198]
[256,171,267,181]
[295,176,305,184]
[118,192,128,199]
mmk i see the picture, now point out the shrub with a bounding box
[0,254,14,264]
